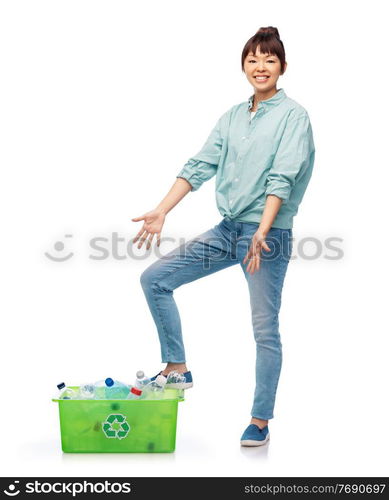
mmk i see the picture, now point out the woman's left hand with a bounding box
[243,230,271,275]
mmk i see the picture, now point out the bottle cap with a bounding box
[136,370,145,379]
[131,387,142,396]
[57,382,65,390]
[155,374,167,387]
[105,378,114,387]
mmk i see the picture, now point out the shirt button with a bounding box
[241,136,246,140]
[234,178,239,182]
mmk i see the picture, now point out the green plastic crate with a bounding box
[52,387,184,453]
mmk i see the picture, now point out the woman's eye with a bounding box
[249,59,275,63]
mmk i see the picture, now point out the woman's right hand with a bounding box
[131,208,166,249]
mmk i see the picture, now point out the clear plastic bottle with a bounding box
[134,370,151,389]
[127,386,142,400]
[79,383,96,399]
[103,377,131,399]
[57,382,79,400]
[93,379,109,399]
[143,376,166,400]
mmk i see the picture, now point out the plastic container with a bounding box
[52,386,184,453]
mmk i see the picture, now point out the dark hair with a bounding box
[241,27,286,74]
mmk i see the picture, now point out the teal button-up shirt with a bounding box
[176,88,315,229]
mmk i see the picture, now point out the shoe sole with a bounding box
[166,382,193,389]
[240,433,270,447]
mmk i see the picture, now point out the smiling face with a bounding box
[243,46,286,99]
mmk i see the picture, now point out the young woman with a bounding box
[132,26,315,446]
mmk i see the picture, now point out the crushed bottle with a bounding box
[57,382,79,400]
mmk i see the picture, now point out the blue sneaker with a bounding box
[150,370,193,389]
[240,424,270,446]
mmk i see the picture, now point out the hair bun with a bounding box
[255,26,280,39]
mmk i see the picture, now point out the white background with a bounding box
[1,0,388,477]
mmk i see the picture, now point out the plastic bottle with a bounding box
[127,386,142,400]
[134,370,151,389]
[142,376,166,400]
[90,378,130,399]
[79,383,96,399]
[155,374,168,387]
[104,377,131,399]
[93,379,110,399]
[57,382,79,400]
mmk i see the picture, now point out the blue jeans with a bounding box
[139,216,293,420]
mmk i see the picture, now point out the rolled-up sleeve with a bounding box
[177,112,226,192]
[265,111,315,204]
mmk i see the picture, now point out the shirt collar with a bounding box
[248,88,286,112]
